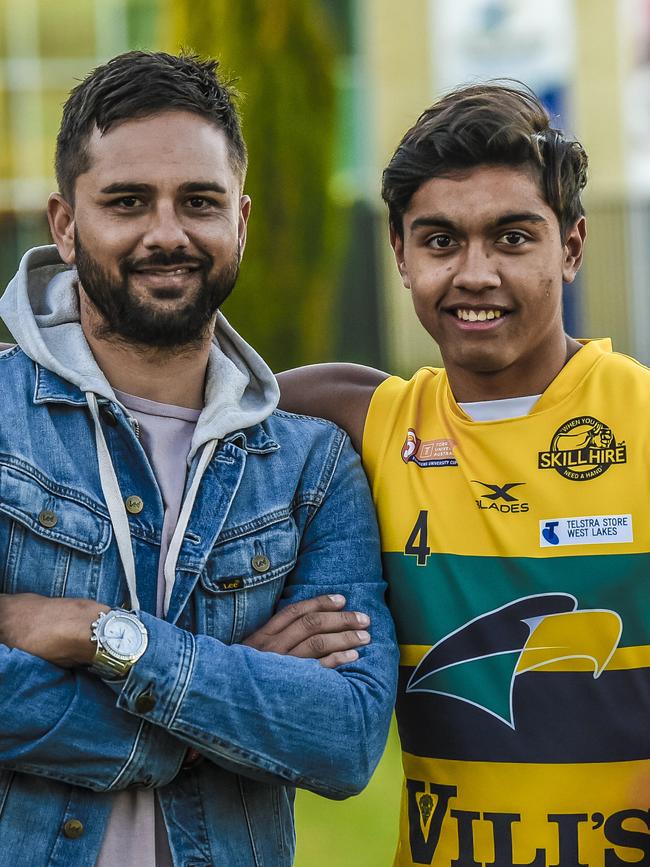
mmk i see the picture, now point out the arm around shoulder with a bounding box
[277,363,388,453]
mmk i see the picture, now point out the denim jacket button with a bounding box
[101,407,118,427]
[135,691,156,713]
[63,818,84,839]
[251,554,270,573]
[125,495,144,514]
[38,509,57,528]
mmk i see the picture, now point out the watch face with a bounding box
[101,613,146,660]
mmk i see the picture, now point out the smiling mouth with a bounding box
[132,266,200,275]
[454,308,505,322]
[128,266,203,298]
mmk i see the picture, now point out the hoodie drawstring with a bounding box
[87,391,217,617]
[162,439,217,616]
[87,392,140,611]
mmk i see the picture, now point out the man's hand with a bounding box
[0,593,109,667]
[242,594,371,669]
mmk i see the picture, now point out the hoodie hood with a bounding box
[0,245,281,614]
[0,245,280,458]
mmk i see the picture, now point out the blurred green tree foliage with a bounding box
[164,0,339,371]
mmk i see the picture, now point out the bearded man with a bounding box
[0,51,396,867]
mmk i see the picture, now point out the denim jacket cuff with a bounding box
[117,611,196,730]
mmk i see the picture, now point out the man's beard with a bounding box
[74,230,239,349]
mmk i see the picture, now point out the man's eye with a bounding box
[116,196,141,208]
[187,197,214,209]
[427,234,455,249]
[501,231,527,246]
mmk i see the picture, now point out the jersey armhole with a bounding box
[362,375,405,483]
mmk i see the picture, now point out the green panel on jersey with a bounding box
[384,551,650,647]
[408,650,521,725]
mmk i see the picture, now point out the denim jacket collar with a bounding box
[33,363,89,406]
[33,362,280,455]
[224,427,280,454]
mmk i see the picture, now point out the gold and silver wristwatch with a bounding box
[90,609,148,678]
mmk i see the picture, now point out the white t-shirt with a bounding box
[458,394,541,421]
[96,391,201,867]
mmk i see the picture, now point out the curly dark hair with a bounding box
[55,50,247,202]
[382,82,588,241]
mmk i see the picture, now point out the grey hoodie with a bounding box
[0,245,280,461]
[0,245,280,612]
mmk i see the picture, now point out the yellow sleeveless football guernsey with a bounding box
[363,339,650,866]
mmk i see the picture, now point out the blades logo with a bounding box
[538,416,626,481]
[406,593,622,728]
[473,480,529,514]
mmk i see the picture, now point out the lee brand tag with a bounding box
[217,577,244,591]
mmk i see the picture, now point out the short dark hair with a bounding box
[55,50,247,201]
[382,82,588,240]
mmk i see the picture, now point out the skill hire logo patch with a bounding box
[538,416,626,481]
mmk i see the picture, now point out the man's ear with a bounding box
[237,194,251,259]
[47,193,76,264]
[389,223,411,289]
[562,216,586,284]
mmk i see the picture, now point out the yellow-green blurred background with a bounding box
[2,1,650,863]
[5,0,650,379]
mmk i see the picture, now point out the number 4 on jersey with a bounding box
[405,510,431,566]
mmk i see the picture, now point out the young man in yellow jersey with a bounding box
[279,83,650,864]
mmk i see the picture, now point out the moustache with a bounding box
[122,252,213,272]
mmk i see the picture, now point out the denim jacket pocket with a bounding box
[199,516,299,643]
[0,461,111,597]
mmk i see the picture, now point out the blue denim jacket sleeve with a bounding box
[117,438,398,799]
[0,646,187,791]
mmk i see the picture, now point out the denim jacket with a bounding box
[0,345,397,865]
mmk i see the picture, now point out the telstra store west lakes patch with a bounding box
[539,515,633,548]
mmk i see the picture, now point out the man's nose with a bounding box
[141,204,190,249]
[452,244,501,292]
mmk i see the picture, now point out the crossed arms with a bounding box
[0,440,398,797]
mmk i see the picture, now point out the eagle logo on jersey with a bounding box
[406,593,622,728]
[538,416,627,481]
